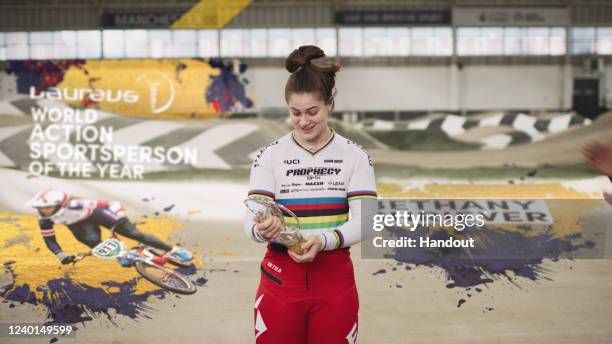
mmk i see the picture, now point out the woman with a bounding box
[244,45,377,344]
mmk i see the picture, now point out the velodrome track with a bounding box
[1,167,611,343]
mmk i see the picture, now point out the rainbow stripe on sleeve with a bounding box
[247,190,275,200]
[347,190,377,201]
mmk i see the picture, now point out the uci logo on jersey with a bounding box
[284,159,300,165]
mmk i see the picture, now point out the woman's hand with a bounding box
[582,141,612,176]
[288,235,324,263]
[254,215,283,240]
[582,141,612,205]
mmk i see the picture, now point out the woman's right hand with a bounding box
[254,215,283,240]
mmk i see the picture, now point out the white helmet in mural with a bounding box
[25,190,68,208]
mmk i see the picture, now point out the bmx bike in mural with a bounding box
[73,230,197,295]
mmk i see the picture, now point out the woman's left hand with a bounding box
[288,235,324,263]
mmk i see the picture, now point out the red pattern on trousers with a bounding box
[254,246,359,344]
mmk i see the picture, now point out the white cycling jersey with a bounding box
[244,129,377,250]
[42,199,125,226]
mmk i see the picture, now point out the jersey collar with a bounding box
[291,128,335,155]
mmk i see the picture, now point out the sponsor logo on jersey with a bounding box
[281,183,302,187]
[280,189,290,194]
[346,139,373,166]
[283,159,300,165]
[324,159,343,163]
[305,182,324,186]
[252,141,279,168]
[328,181,345,186]
[286,167,342,176]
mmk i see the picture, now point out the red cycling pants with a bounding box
[253,245,359,344]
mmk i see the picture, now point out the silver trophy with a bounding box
[244,196,306,254]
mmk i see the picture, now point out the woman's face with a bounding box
[287,92,332,144]
[38,206,56,217]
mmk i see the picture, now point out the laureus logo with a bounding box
[136,71,175,114]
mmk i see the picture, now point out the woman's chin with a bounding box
[297,130,314,139]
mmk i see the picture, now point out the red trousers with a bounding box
[254,245,359,344]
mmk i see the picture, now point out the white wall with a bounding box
[247,66,452,111]
[336,67,452,111]
[247,64,601,112]
[462,66,565,110]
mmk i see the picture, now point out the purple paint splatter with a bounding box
[6,60,85,94]
[381,225,596,307]
[206,59,253,114]
[0,261,207,325]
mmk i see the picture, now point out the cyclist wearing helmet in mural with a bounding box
[26,190,193,265]
[244,45,377,343]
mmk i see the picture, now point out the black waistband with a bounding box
[268,242,288,253]
[267,242,350,254]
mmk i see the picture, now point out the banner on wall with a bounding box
[3,58,253,119]
[335,10,451,25]
[453,7,568,26]
[101,12,184,28]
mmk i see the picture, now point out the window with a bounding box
[571,28,595,55]
[29,31,53,60]
[572,27,612,55]
[339,28,363,57]
[149,30,172,58]
[360,27,413,57]
[314,28,337,57]
[363,28,395,56]
[171,30,197,57]
[77,30,101,58]
[249,29,267,57]
[458,27,565,56]
[8,26,612,60]
[53,31,77,59]
[503,27,522,55]
[220,29,249,57]
[550,28,566,55]
[268,29,292,57]
[412,28,452,56]
[6,32,29,59]
[103,30,124,58]
[522,28,551,55]
[197,29,219,57]
[598,28,612,55]
[124,30,148,58]
[457,28,479,55]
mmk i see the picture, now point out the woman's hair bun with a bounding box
[285,45,325,73]
[284,45,341,105]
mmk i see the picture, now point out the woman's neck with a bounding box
[294,127,333,152]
